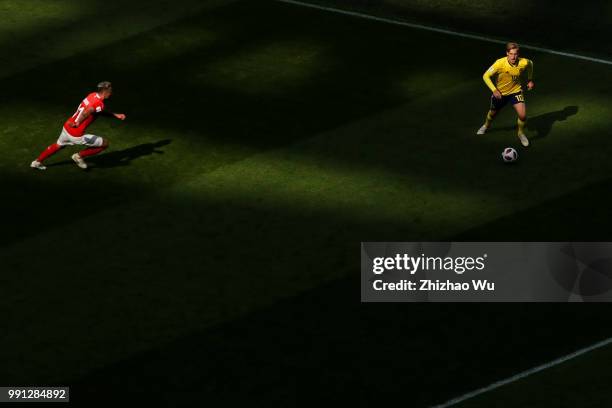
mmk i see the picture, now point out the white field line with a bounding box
[275,0,612,66]
[430,336,612,407]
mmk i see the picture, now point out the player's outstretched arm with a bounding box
[483,63,502,99]
[101,110,126,120]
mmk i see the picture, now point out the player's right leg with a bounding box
[30,129,71,170]
[31,143,62,170]
[477,94,505,135]
[477,109,497,134]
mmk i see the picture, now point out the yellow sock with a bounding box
[517,118,526,134]
[485,111,495,127]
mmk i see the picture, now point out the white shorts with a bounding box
[56,128,104,147]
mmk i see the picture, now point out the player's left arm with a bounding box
[101,109,126,120]
[526,59,534,90]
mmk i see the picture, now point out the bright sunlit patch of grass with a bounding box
[0,0,82,32]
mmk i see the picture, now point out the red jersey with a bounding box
[64,92,105,137]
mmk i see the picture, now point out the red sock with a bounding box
[78,145,107,158]
[37,143,62,162]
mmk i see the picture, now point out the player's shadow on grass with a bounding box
[89,139,172,169]
[489,106,578,139]
[49,139,172,169]
[528,105,579,139]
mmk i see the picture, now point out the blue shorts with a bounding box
[490,91,525,111]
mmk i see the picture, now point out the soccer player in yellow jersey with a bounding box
[477,42,534,147]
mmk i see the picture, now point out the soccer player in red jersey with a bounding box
[31,81,126,170]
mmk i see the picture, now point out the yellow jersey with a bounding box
[483,57,533,95]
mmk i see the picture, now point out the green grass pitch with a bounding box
[2,0,612,406]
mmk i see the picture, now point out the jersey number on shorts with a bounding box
[516,94,525,102]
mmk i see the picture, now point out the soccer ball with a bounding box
[501,147,518,162]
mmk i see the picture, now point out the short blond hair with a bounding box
[97,81,112,91]
[506,42,520,52]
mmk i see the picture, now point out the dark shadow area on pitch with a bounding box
[455,175,612,241]
[46,140,172,170]
[69,275,612,408]
[304,0,612,59]
[6,173,612,403]
[57,181,612,407]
